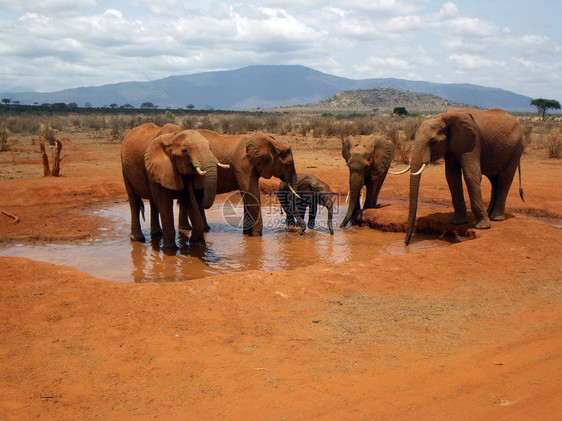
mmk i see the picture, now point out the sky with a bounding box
[0,0,561,100]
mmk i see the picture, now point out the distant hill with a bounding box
[308,88,470,113]
[0,65,534,111]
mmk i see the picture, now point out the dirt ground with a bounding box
[0,130,561,420]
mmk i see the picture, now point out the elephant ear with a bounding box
[372,137,396,176]
[246,133,274,179]
[144,133,184,190]
[443,112,477,155]
[341,137,351,162]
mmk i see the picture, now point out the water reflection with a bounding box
[0,201,455,283]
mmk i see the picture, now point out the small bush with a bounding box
[83,115,106,130]
[43,126,58,145]
[0,129,9,151]
[180,116,197,130]
[198,116,215,131]
[547,132,562,159]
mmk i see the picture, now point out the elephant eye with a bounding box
[429,138,437,145]
[182,148,188,154]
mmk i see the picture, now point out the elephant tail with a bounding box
[518,164,525,202]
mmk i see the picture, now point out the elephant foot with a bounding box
[489,211,506,221]
[189,236,206,245]
[130,232,145,242]
[243,229,262,237]
[161,243,178,253]
[449,213,469,225]
[474,217,491,229]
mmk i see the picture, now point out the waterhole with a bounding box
[0,197,456,283]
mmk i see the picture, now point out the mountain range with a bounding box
[1,65,534,112]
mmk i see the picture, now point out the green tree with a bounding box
[530,98,561,120]
[393,106,408,116]
[140,102,155,109]
[2,98,11,105]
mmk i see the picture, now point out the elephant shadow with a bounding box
[414,211,482,240]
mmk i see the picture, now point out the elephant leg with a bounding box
[123,175,145,242]
[461,159,490,229]
[194,190,210,232]
[150,199,162,237]
[178,199,192,231]
[183,182,206,244]
[308,196,318,229]
[241,175,262,236]
[155,191,177,251]
[364,174,385,209]
[445,155,469,225]
[321,194,334,235]
[278,190,296,228]
[489,161,519,221]
[294,198,307,232]
[486,175,499,217]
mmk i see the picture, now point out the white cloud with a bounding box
[0,0,560,100]
[0,0,97,15]
[449,53,506,70]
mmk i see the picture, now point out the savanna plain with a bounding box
[0,110,561,419]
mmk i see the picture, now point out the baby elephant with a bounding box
[277,173,335,235]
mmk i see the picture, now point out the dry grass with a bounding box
[0,110,560,161]
[547,131,562,159]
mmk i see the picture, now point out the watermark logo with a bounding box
[220,191,341,231]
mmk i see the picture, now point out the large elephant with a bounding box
[277,173,335,235]
[121,123,219,250]
[195,130,298,236]
[340,135,395,227]
[399,108,524,244]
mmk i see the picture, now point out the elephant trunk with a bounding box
[405,153,426,244]
[200,156,218,210]
[287,170,298,190]
[340,173,363,228]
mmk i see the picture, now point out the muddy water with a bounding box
[0,198,456,283]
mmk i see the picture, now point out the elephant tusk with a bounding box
[390,165,411,175]
[411,163,426,176]
[288,184,302,200]
[345,191,350,203]
[360,188,364,206]
[196,166,207,176]
[218,162,230,169]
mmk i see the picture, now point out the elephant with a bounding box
[340,135,395,227]
[277,173,335,235]
[397,108,525,245]
[192,130,298,236]
[121,123,220,251]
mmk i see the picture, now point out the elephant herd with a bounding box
[121,108,525,251]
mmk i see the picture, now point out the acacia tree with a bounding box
[530,98,561,120]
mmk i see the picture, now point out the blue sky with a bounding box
[0,0,560,100]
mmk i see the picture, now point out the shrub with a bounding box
[0,129,8,151]
[43,126,58,145]
[547,132,562,159]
